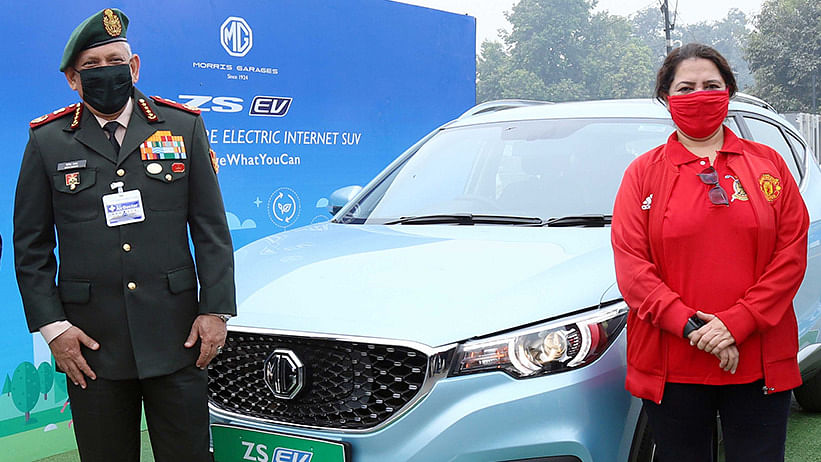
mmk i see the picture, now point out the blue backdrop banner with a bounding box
[0,1,474,457]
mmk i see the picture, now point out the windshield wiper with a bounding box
[385,214,544,225]
[541,215,612,227]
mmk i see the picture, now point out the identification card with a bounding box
[102,189,146,227]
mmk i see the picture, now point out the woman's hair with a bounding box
[654,43,737,103]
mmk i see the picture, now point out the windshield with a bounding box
[338,118,674,224]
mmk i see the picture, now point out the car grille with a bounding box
[208,331,430,430]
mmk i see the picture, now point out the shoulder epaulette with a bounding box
[150,95,201,115]
[30,103,82,129]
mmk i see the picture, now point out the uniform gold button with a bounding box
[127,282,137,290]
[116,169,126,177]
[165,173,173,181]
[122,243,131,252]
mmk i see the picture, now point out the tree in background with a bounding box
[477,0,654,103]
[37,362,54,401]
[746,0,821,112]
[630,8,753,91]
[680,10,753,91]
[11,362,39,423]
[629,6,667,68]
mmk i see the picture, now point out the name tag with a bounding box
[57,160,87,171]
[102,189,146,227]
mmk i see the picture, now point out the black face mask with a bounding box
[77,64,133,115]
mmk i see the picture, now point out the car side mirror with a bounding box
[328,185,362,216]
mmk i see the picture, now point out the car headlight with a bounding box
[449,301,628,379]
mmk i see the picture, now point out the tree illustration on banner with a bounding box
[2,374,11,396]
[37,362,54,401]
[11,362,39,423]
[51,355,68,403]
[54,370,68,403]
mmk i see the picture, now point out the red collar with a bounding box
[665,126,745,166]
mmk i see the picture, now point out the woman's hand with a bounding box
[714,344,738,374]
[688,311,736,354]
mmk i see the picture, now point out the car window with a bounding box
[724,116,741,134]
[785,132,807,167]
[342,118,674,223]
[743,116,802,181]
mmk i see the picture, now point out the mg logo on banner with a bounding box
[220,16,253,57]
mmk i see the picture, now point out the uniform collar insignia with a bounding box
[137,97,159,123]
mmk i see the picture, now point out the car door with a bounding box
[733,111,821,348]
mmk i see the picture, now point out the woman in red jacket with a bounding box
[612,43,809,462]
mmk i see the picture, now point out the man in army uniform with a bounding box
[13,8,235,461]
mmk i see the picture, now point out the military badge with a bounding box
[171,162,185,173]
[724,175,748,202]
[140,131,187,160]
[65,172,80,191]
[103,9,122,37]
[758,174,782,202]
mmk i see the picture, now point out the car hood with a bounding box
[231,223,618,347]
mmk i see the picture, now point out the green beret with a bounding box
[60,8,129,72]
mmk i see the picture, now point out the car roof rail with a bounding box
[732,92,776,112]
[457,99,553,120]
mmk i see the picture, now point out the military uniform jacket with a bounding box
[14,89,236,380]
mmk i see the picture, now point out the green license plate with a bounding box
[212,424,350,462]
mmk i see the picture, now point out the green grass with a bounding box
[34,431,154,462]
[784,401,821,461]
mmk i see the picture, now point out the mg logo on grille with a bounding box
[264,349,304,399]
[220,16,253,57]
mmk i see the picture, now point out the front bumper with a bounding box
[210,330,638,462]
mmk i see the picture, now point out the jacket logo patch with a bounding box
[725,175,748,202]
[641,194,653,210]
[758,174,782,202]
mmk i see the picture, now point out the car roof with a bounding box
[447,96,793,132]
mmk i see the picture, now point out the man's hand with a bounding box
[714,344,739,374]
[688,311,736,354]
[184,314,227,369]
[49,326,99,389]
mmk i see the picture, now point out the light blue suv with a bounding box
[208,96,821,462]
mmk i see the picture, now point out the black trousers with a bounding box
[66,365,212,462]
[642,380,792,462]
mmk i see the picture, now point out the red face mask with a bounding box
[667,90,729,139]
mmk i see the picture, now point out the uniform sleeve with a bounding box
[187,116,237,316]
[13,130,66,331]
[717,153,809,345]
[611,158,695,336]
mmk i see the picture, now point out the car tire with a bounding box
[794,372,821,412]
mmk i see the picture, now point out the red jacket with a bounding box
[611,128,809,403]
